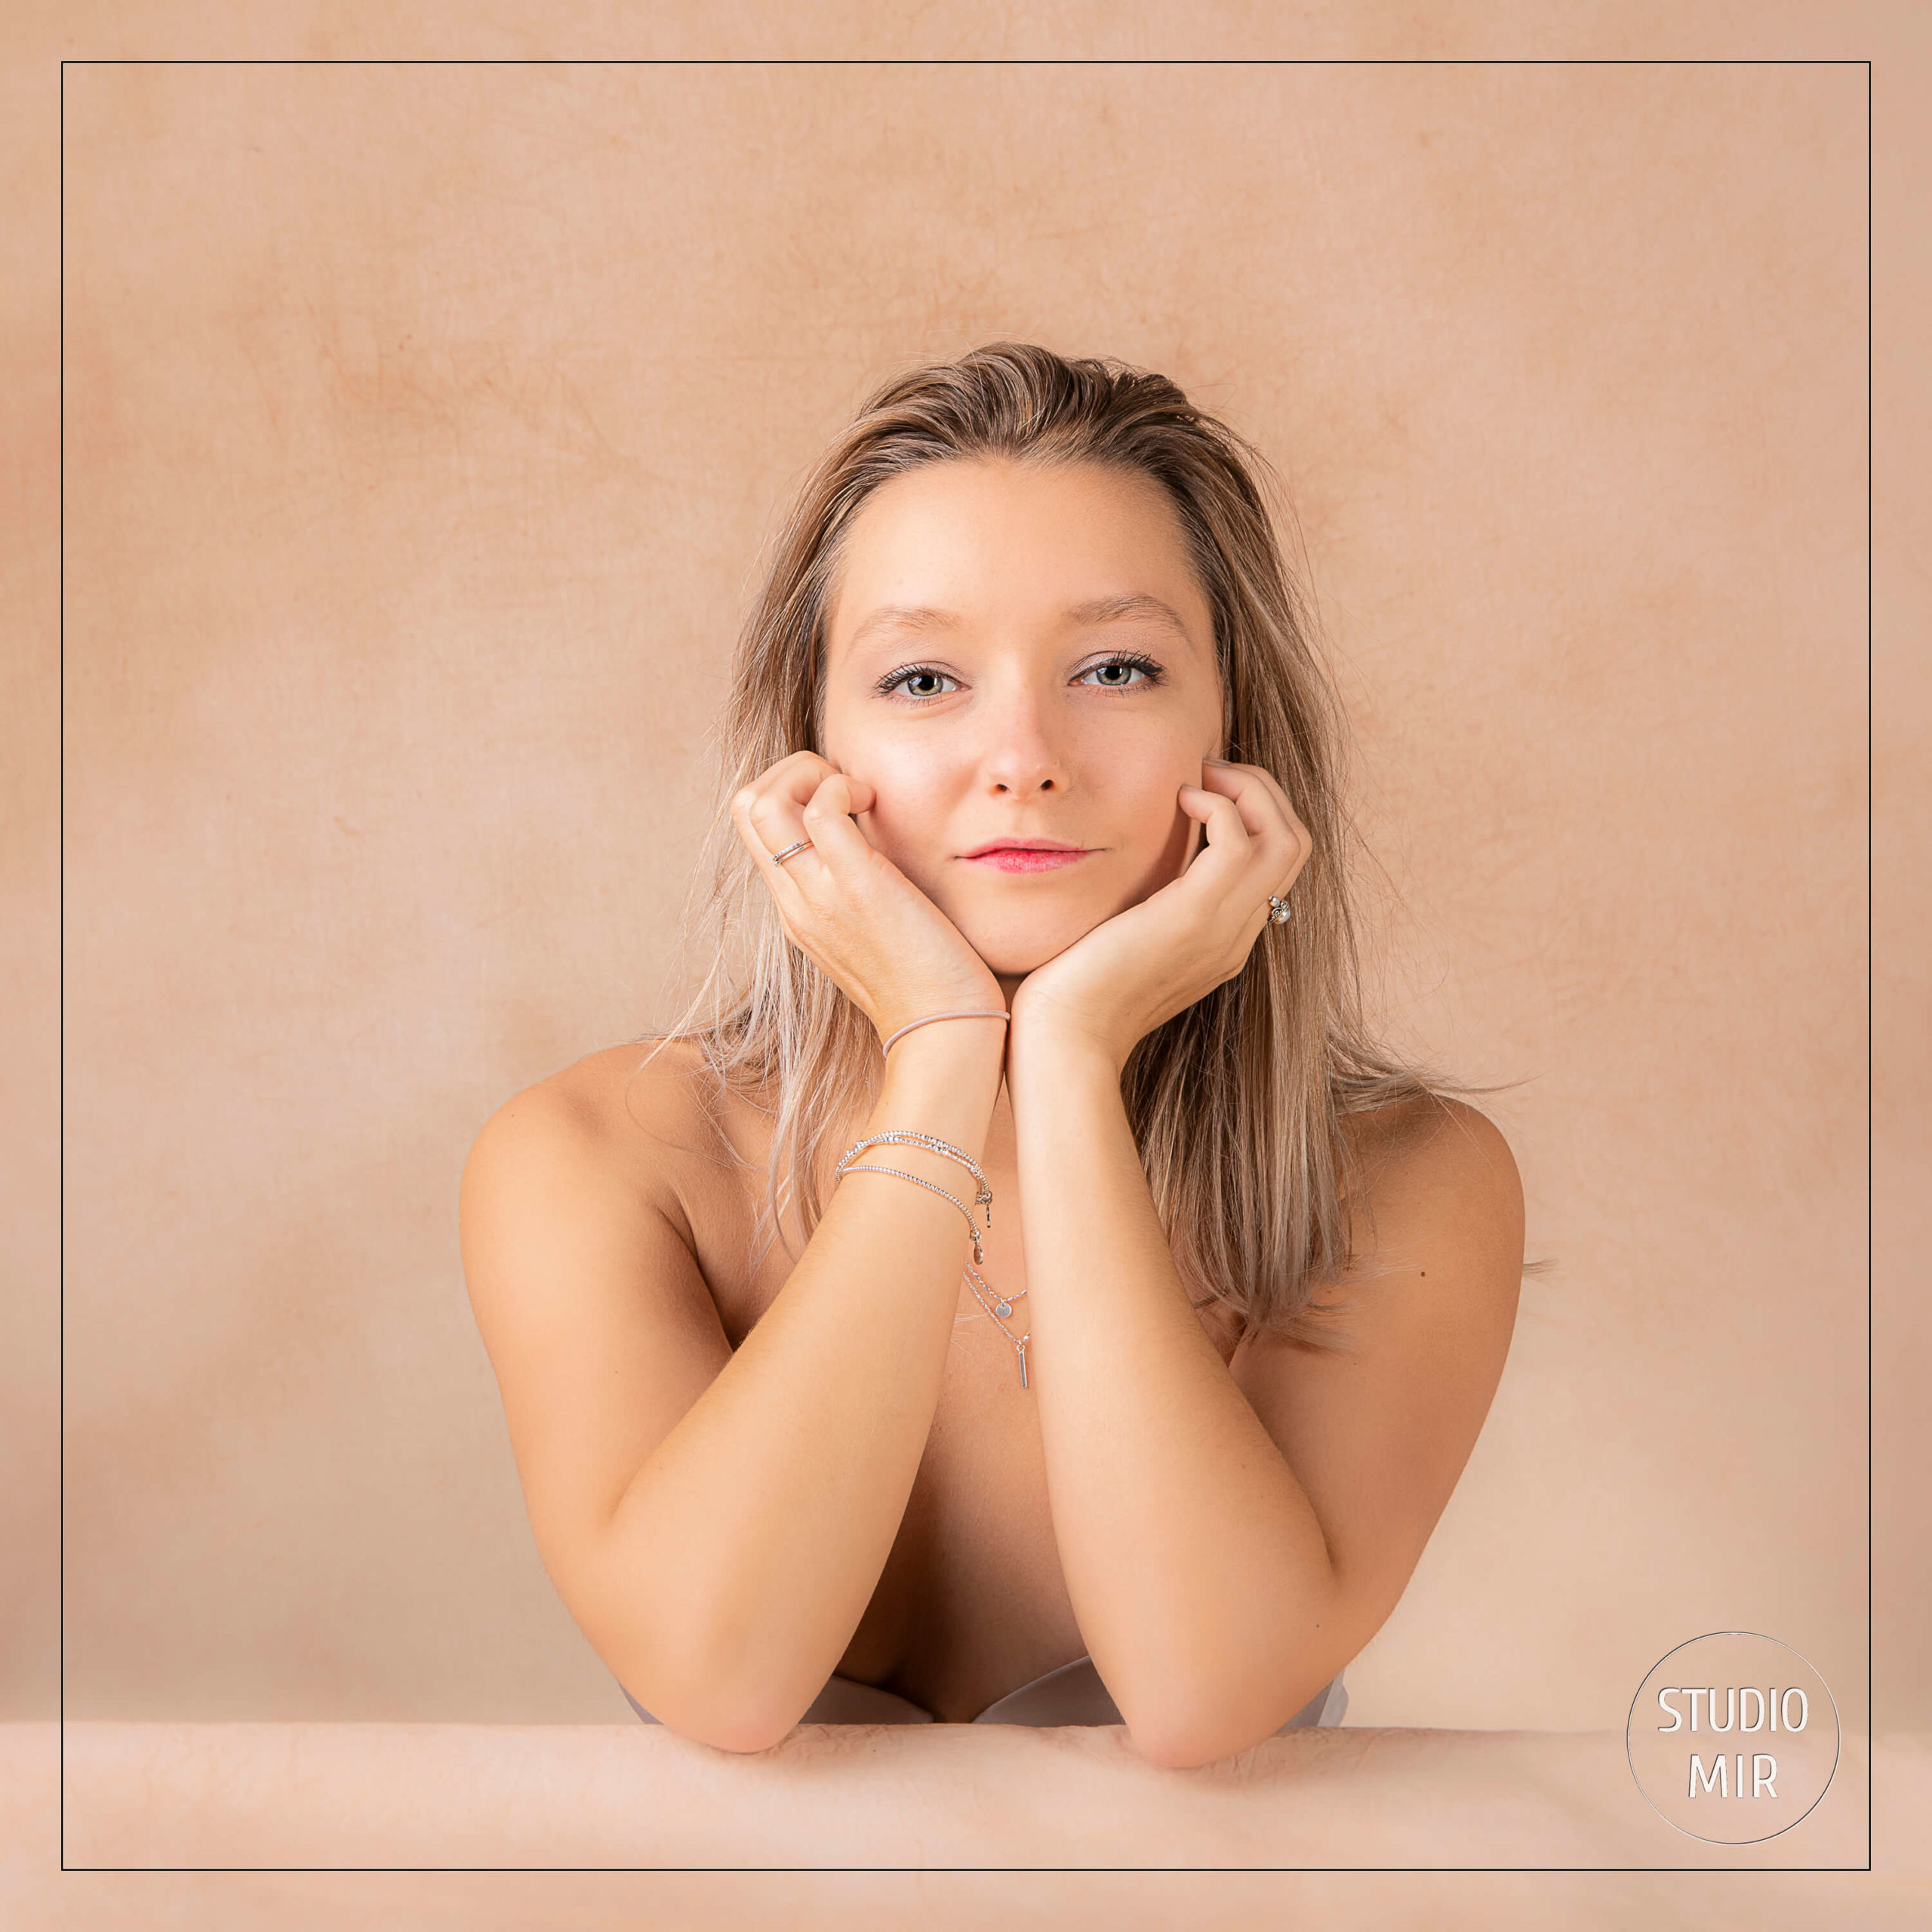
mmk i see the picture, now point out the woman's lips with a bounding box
[964,848,1093,874]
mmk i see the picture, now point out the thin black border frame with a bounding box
[56,53,1870,1878]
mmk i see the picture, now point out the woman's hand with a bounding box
[731,751,1007,1051]
[1008,759,1312,1074]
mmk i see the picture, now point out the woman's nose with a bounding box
[983,740,1070,795]
[977,688,1072,795]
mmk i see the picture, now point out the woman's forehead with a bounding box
[826,466,1211,662]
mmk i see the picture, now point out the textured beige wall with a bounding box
[14,25,1909,1748]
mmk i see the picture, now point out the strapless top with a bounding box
[620,1654,1347,1730]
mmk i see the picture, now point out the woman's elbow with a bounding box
[618,1647,810,1754]
[1128,1717,1236,1770]
[1118,1678,1304,1770]
[1116,1687,1229,1769]
[565,1565,804,1750]
[1129,1714,1278,1770]
[620,1675,804,1753]
[675,1707,801,1755]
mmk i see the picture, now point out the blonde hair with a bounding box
[632,342,1545,1352]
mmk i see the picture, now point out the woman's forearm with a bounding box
[597,1026,1003,1748]
[1008,1026,1341,1764]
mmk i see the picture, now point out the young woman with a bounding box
[458,343,1529,1770]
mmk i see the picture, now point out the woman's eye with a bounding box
[1078,653,1168,690]
[879,666,958,701]
[876,654,1167,703]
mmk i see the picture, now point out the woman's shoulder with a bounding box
[1341,1090,1509,1161]
[493,1037,755,1219]
[534,1036,747,1158]
[1337,1091,1523,1250]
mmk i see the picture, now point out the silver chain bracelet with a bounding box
[832,1128,1032,1390]
[833,1131,990,1263]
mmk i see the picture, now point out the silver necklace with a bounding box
[961,1261,1031,1389]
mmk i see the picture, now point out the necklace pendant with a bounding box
[994,1300,1012,1318]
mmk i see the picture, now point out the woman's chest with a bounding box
[710,1171,1081,1710]
[664,1112,1063,1709]
[678,1115,1240,1719]
[838,1221,1089,1712]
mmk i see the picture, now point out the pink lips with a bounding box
[964,847,1092,874]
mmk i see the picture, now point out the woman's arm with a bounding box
[1009,1026,1523,1770]
[459,1022,1003,1753]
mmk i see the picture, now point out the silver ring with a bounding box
[770,839,813,866]
[1268,894,1293,924]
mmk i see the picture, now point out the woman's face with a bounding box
[820,457,1225,992]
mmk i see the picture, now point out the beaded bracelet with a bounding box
[832,1128,1032,1389]
[833,1130,990,1263]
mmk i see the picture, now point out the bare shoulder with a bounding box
[1337,1092,1524,1275]
[457,1041,740,1584]
[1226,1092,1527,1669]
[525,1036,715,1152]
[459,1039,700,1299]
[1340,1089,1515,1173]
[469,1038,728,1238]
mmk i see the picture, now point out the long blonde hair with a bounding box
[632,342,1541,1352]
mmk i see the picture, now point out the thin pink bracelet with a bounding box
[880,1009,1011,1056]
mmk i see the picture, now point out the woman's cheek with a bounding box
[863,751,960,829]
[855,777,954,879]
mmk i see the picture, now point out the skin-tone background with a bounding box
[6,10,1920,1818]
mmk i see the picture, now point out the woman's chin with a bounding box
[964,924,1106,981]
[943,879,1126,966]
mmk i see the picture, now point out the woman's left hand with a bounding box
[1009,759,1312,1074]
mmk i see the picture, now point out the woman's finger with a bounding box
[733,761,881,928]
[1180,778,1306,940]
[1200,761,1295,848]
[731,756,830,912]
[1175,783,1257,895]
[1201,761,1312,888]
[795,771,881,885]
[1168,784,1284,983]
[1204,757,1299,823]
[731,774,808,878]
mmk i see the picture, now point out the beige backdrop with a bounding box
[23,47,1894,1747]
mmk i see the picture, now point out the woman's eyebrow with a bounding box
[848,593,1193,649]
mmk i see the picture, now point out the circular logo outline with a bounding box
[1626,1630,1841,1844]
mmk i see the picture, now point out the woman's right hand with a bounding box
[730,751,1007,1050]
